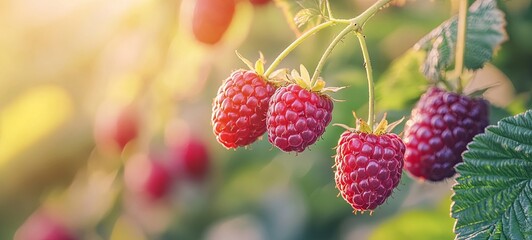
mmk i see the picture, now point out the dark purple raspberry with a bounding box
[335,131,405,212]
[266,84,333,152]
[212,70,276,149]
[403,87,489,181]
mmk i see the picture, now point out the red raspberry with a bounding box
[266,84,333,152]
[124,154,173,200]
[168,137,210,181]
[212,70,276,148]
[335,131,405,212]
[403,87,489,181]
[94,104,139,152]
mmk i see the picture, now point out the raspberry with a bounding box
[124,154,173,200]
[192,0,235,45]
[15,210,77,240]
[403,87,489,181]
[168,137,210,181]
[335,131,405,212]
[266,84,333,152]
[94,104,139,152]
[212,70,276,148]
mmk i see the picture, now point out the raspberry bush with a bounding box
[207,0,530,238]
[5,0,531,239]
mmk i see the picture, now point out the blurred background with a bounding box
[0,0,530,239]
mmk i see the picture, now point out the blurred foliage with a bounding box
[370,195,455,240]
[375,50,428,111]
[0,0,530,239]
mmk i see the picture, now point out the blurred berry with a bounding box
[94,104,139,152]
[14,210,76,240]
[124,154,173,200]
[192,0,236,44]
[168,137,210,181]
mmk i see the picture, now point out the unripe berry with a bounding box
[192,0,236,45]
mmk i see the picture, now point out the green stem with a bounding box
[352,0,392,27]
[264,21,336,77]
[454,0,468,93]
[326,0,333,19]
[263,0,392,77]
[355,32,375,131]
[310,24,355,85]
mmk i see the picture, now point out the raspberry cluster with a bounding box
[212,64,335,152]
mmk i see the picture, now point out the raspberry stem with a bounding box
[264,21,336,77]
[355,32,375,131]
[310,24,356,86]
[453,0,468,94]
[263,0,393,78]
[351,0,392,28]
[325,0,333,20]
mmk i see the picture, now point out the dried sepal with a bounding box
[333,123,355,132]
[336,112,404,135]
[235,51,266,76]
[356,118,372,134]
[374,113,389,135]
[386,116,405,133]
[235,51,254,70]
[311,79,326,92]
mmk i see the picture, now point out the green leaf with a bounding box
[375,50,428,111]
[452,110,532,240]
[415,0,508,81]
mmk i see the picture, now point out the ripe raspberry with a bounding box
[335,131,405,212]
[403,87,489,181]
[212,70,276,148]
[266,84,333,152]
